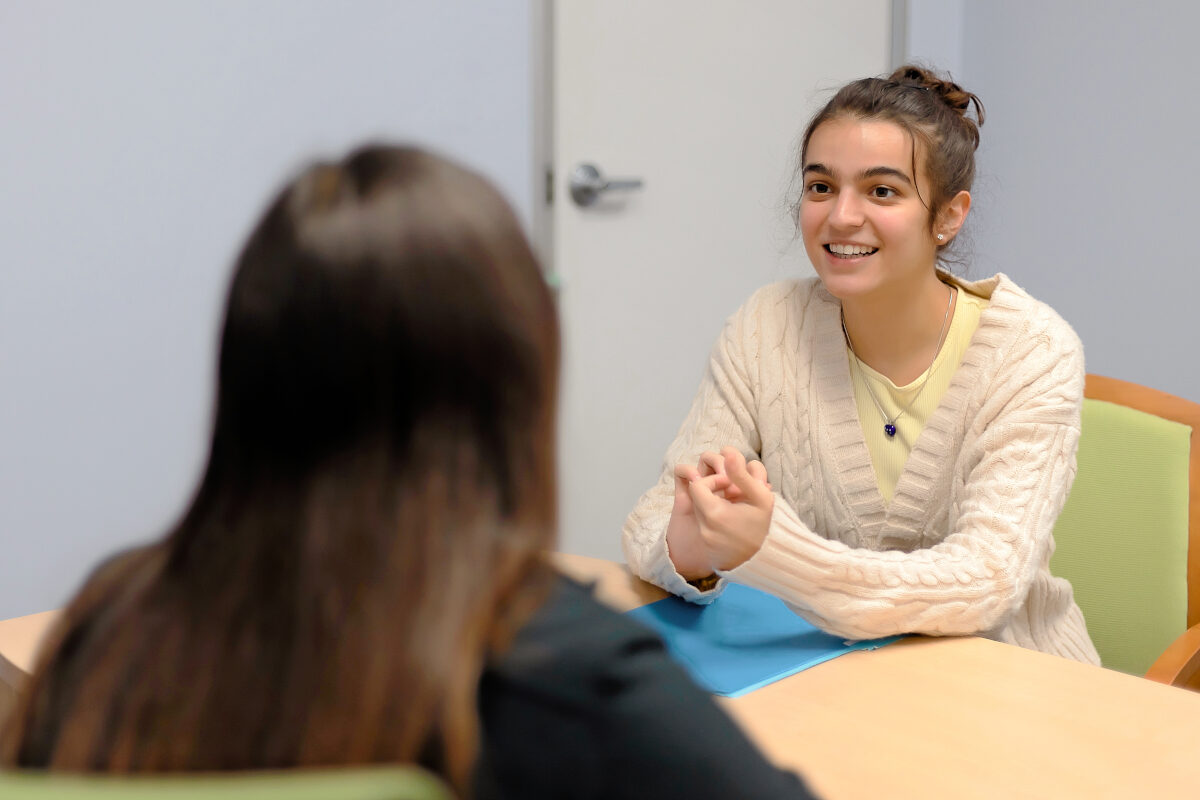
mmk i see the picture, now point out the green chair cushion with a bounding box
[0,765,453,800]
[1050,398,1191,675]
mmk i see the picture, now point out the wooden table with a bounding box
[555,554,1200,800]
[5,554,1200,799]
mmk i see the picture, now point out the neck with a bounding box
[841,272,956,385]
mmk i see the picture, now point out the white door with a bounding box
[552,1,893,560]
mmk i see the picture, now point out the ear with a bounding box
[936,190,971,243]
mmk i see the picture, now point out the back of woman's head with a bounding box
[218,145,557,506]
[797,64,985,236]
[2,145,559,792]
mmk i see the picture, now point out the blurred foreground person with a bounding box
[1,145,815,799]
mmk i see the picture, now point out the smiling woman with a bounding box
[622,65,1102,666]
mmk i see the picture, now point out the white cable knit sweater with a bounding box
[622,272,1101,664]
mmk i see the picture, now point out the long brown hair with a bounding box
[1,145,560,794]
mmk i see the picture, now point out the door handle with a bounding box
[568,163,644,207]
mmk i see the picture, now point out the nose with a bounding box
[828,191,865,229]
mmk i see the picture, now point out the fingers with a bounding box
[689,473,728,494]
[679,456,731,496]
[686,473,726,522]
[747,458,771,490]
[679,450,770,502]
[686,468,771,572]
[721,447,772,508]
[697,450,727,478]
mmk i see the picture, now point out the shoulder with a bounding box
[486,576,671,696]
[735,277,826,323]
[956,272,1082,358]
[998,274,1080,350]
[5,544,164,767]
[42,544,163,666]
[474,578,662,794]
[954,273,1084,423]
[478,577,814,799]
[476,577,658,796]
[718,278,830,360]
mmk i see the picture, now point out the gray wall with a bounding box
[900,0,964,76]
[905,0,1200,403]
[5,1,1199,621]
[0,0,535,619]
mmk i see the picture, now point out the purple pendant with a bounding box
[884,423,897,438]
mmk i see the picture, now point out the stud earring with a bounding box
[936,233,945,241]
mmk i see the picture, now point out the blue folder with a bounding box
[627,583,901,697]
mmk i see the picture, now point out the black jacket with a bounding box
[474,576,817,799]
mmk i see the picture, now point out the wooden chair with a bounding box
[1050,374,1200,690]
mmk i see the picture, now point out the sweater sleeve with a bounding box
[621,285,783,603]
[725,313,1085,642]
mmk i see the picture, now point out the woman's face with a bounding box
[799,117,940,302]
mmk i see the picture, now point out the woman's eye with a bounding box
[807,182,831,195]
[871,186,897,199]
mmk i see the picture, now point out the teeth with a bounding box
[828,243,878,256]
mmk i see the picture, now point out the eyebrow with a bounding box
[803,163,914,186]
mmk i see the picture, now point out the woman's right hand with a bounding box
[687,448,774,572]
[665,461,724,581]
[666,450,773,581]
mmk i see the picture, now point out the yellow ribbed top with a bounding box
[848,286,988,503]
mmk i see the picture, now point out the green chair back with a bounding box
[0,765,454,800]
[1050,397,1192,675]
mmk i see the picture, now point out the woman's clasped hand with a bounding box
[668,447,774,577]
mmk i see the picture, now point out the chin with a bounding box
[812,265,883,301]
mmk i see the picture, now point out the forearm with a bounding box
[727,512,1012,640]
[726,444,1074,643]
[622,492,725,603]
[623,306,766,600]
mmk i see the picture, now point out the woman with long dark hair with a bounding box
[1,146,813,798]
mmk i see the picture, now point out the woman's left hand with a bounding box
[686,447,774,571]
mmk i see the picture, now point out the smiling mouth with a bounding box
[825,243,879,258]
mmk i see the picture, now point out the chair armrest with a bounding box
[1145,623,1200,691]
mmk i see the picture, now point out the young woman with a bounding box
[1,146,815,798]
[623,66,1101,665]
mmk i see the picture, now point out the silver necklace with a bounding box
[841,284,956,439]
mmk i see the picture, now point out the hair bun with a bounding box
[889,65,985,128]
